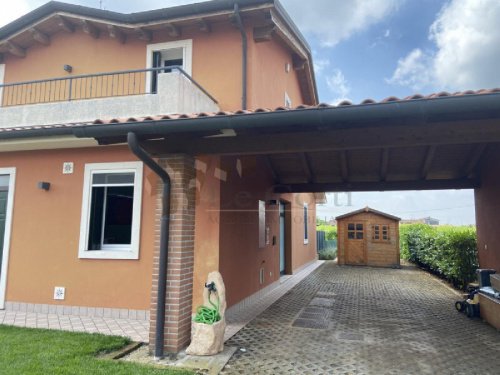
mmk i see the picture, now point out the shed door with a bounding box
[346,222,366,265]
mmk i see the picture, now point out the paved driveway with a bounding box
[223,262,500,375]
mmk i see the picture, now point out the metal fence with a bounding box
[317,230,337,252]
[0,66,217,107]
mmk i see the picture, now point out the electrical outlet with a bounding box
[54,287,65,300]
[62,162,74,174]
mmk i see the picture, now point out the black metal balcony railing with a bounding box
[0,66,217,107]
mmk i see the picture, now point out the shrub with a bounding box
[399,224,478,289]
[317,224,337,240]
[318,248,337,260]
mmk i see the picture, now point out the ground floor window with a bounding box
[347,223,364,240]
[372,224,390,241]
[79,162,143,259]
[303,203,309,244]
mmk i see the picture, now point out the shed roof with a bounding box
[336,207,401,221]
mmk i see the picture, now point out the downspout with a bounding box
[127,132,170,359]
[234,3,247,110]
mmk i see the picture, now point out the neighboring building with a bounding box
[0,0,321,355]
[401,217,440,226]
[336,207,400,268]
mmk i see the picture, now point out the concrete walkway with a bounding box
[222,262,500,375]
[0,260,323,344]
[0,309,149,342]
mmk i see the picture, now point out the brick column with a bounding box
[149,155,196,354]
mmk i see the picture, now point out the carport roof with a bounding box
[2,88,500,193]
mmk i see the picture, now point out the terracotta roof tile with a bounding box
[1,88,499,134]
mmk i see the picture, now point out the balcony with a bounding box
[0,67,219,128]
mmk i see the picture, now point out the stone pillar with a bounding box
[149,154,196,354]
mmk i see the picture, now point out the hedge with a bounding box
[400,224,478,289]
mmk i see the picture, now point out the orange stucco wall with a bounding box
[0,146,156,309]
[192,155,221,309]
[1,16,314,311]
[248,36,304,109]
[217,155,317,307]
[475,145,500,271]
[3,22,305,111]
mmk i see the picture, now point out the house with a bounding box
[336,207,400,268]
[2,0,500,354]
[0,0,323,356]
[401,217,440,226]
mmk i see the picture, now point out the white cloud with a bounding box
[326,69,351,104]
[0,1,32,27]
[313,58,330,75]
[281,0,400,47]
[386,48,433,91]
[389,0,500,92]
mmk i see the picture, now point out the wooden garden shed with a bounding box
[336,207,401,267]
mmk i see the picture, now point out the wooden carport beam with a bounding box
[29,28,50,45]
[81,20,100,39]
[340,151,349,182]
[143,120,500,156]
[55,15,75,33]
[107,25,126,44]
[300,153,314,183]
[420,145,437,180]
[5,42,25,58]
[380,148,389,182]
[463,144,488,178]
[275,178,479,193]
[265,156,280,184]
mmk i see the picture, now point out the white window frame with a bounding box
[0,64,5,106]
[78,162,143,260]
[284,92,292,108]
[0,168,16,309]
[303,203,309,244]
[145,39,193,92]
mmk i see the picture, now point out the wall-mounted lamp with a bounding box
[63,64,73,73]
[38,182,51,191]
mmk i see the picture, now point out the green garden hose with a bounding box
[193,286,221,324]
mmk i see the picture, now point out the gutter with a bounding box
[127,132,171,359]
[1,92,500,141]
[233,4,248,110]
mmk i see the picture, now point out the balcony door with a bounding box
[146,40,193,94]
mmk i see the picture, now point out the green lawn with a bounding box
[0,325,193,375]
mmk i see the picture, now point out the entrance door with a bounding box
[0,177,9,275]
[346,222,366,265]
[279,202,286,275]
[0,171,14,309]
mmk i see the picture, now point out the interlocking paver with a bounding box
[223,262,500,375]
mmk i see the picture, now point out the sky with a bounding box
[2,0,498,225]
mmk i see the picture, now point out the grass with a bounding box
[0,325,193,375]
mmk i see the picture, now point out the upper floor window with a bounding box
[79,162,143,260]
[146,40,193,93]
[285,92,292,108]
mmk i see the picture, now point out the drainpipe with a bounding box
[234,3,247,110]
[127,132,170,359]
